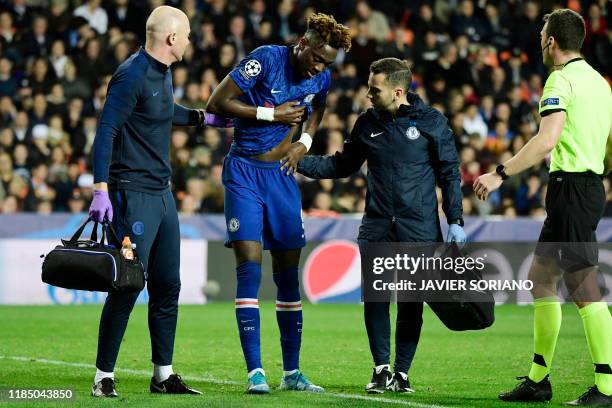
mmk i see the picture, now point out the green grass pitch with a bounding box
[0,303,603,407]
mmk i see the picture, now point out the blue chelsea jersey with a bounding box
[228,45,331,156]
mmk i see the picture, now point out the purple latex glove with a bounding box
[204,111,234,128]
[89,189,113,223]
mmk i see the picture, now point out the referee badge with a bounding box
[406,126,420,140]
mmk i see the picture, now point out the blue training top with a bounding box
[228,45,331,156]
[92,48,200,193]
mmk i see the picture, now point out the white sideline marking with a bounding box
[0,355,451,408]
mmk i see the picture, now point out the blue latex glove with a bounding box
[446,224,466,246]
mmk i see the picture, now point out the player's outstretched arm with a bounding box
[207,76,304,125]
[297,116,367,179]
[474,111,565,200]
[173,103,233,128]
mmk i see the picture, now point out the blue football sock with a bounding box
[273,268,302,372]
[235,261,262,372]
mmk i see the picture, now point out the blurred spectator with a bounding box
[214,43,237,80]
[0,57,18,97]
[48,0,72,37]
[74,0,108,35]
[354,0,390,43]
[451,0,487,42]
[484,2,512,51]
[226,15,252,62]
[350,23,379,81]
[27,57,56,95]
[514,1,542,71]
[49,40,68,79]
[463,103,488,139]
[106,0,145,40]
[77,38,111,89]
[412,3,446,38]
[60,59,91,100]
[276,0,299,43]
[21,14,52,58]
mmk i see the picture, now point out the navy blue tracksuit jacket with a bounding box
[298,93,463,242]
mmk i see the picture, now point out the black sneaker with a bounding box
[389,372,414,393]
[150,374,202,395]
[365,366,392,394]
[91,377,118,398]
[499,375,552,402]
[566,386,612,406]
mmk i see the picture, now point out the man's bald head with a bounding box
[145,6,191,64]
[146,6,189,39]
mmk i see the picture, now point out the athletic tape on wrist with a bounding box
[256,106,275,121]
[298,133,313,151]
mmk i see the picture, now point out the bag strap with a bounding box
[91,221,98,242]
[102,221,121,248]
[100,224,107,246]
[68,218,95,244]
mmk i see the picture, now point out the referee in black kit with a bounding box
[298,58,465,394]
[87,6,227,397]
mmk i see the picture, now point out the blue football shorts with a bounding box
[222,153,306,250]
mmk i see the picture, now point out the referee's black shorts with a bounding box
[535,171,606,272]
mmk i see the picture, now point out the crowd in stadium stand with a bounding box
[0,0,610,218]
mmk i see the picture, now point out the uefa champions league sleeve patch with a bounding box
[241,60,261,78]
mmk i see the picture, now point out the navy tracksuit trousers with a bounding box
[96,188,181,371]
[359,227,424,374]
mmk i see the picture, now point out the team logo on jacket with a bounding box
[243,60,261,77]
[303,240,361,303]
[406,126,420,140]
[228,218,240,232]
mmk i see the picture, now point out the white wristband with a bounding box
[256,106,275,121]
[298,133,313,152]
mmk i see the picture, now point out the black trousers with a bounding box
[96,189,181,372]
[363,301,423,373]
[359,226,425,374]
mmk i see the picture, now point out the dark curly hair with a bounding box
[305,13,352,52]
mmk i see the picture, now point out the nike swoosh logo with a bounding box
[241,319,255,323]
[152,91,160,96]
[370,132,383,138]
[151,382,166,392]
[271,89,282,94]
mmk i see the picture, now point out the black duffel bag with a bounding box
[427,243,495,331]
[41,218,145,292]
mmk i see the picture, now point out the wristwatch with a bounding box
[449,218,464,227]
[495,164,509,180]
